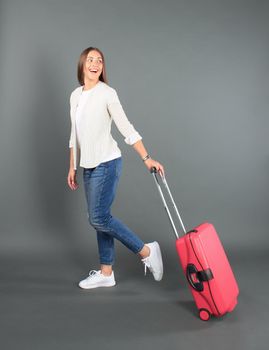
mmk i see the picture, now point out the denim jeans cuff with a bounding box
[134,243,145,254]
[100,261,114,265]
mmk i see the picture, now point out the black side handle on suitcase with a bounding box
[186,264,214,292]
[150,166,187,238]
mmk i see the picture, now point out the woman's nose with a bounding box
[92,58,102,65]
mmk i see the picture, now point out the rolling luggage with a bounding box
[150,167,239,321]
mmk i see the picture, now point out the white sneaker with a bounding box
[141,241,163,281]
[78,270,116,289]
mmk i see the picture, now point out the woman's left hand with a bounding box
[144,158,165,177]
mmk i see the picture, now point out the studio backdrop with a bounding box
[0,0,268,259]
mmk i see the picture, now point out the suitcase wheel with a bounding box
[199,308,211,321]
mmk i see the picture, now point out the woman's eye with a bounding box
[86,58,102,63]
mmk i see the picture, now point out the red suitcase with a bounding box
[150,167,239,321]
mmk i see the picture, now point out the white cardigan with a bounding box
[68,81,142,170]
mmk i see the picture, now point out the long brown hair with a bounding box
[77,46,108,86]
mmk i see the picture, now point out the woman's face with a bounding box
[83,50,103,83]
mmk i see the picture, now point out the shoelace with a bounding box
[87,270,99,278]
[141,257,152,276]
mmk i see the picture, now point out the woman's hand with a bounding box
[67,168,79,190]
[144,158,165,177]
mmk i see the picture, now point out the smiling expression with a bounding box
[83,50,103,82]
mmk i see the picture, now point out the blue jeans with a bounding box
[83,156,145,265]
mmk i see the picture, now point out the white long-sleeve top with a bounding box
[68,81,143,170]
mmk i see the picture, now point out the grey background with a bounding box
[0,0,268,349]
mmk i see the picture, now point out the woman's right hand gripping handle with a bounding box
[67,168,79,190]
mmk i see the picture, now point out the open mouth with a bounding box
[89,69,98,74]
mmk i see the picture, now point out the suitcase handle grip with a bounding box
[186,264,204,292]
[186,264,214,292]
[150,166,187,239]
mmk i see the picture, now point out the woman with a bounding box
[67,46,165,289]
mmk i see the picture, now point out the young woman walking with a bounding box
[67,46,165,289]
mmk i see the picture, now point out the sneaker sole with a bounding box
[154,242,163,281]
[78,281,116,289]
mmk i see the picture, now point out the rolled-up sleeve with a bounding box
[107,88,142,145]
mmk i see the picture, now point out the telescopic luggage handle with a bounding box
[150,166,187,239]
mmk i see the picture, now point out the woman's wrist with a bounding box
[142,154,151,162]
